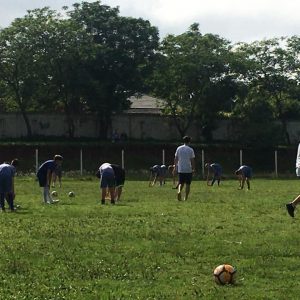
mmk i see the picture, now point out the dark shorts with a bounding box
[160,168,167,176]
[0,177,13,193]
[100,173,115,188]
[150,168,160,176]
[242,169,252,178]
[115,172,125,187]
[178,173,193,185]
[213,171,222,178]
[37,175,47,187]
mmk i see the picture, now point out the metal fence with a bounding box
[0,143,297,178]
[20,145,298,179]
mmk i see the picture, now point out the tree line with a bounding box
[1,1,300,145]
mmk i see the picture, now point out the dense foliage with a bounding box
[1,1,300,143]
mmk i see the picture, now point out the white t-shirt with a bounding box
[99,163,114,175]
[295,143,300,176]
[296,143,300,168]
[175,144,195,173]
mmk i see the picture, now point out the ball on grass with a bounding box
[68,191,75,197]
[213,264,236,285]
[51,191,58,197]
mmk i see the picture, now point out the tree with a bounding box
[0,9,57,137]
[286,36,300,117]
[233,38,300,144]
[69,1,159,139]
[149,23,235,139]
[34,14,94,138]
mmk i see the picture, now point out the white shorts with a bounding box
[296,167,300,177]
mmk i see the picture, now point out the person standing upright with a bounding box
[286,142,300,217]
[174,136,195,201]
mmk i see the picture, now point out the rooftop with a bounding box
[127,95,164,114]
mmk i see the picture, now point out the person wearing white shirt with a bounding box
[174,136,195,201]
[98,163,115,205]
[286,143,300,217]
[296,143,300,177]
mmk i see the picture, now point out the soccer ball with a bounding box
[51,191,58,197]
[213,264,236,285]
[68,191,75,197]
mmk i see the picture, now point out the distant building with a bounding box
[126,94,164,115]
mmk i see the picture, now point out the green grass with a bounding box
[0,177,299,299]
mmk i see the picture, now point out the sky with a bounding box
[1,0,300,43]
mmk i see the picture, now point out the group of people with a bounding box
[148,136,253,202]
[0,154,126,210]
[0,156,64,211]
[34,135,253,209]
[205,163,252,190]
[33,143,300,218]
[38,157,125,206]
[2,136,300,217]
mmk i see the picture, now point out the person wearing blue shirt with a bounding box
[235,165,252,190]
[37,155,63,204]
[110,164,125,201]
[149,164,167,186]
[0,159,19,212]
[205,163,222,186]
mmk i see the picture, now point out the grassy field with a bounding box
[0,176,299,299]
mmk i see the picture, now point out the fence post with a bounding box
[35,149,39,173]
[240,149,243,166]
[275,150,278,177]
[80,148,83,176]
[162,149,165,165]
[201,149,205,179]
[121,149,125,169]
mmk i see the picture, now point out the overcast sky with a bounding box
[1,0,300,43]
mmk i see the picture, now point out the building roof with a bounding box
[126,95,164,114]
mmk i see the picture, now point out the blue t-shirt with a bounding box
[99,163,115,177]
[37,160,56,179]
[0,163,15,178]
[238,165,252,178]
[150,165,160,174]
[210,163,222,174]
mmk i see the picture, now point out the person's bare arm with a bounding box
[47,169,52,187]
[174,156,178,167]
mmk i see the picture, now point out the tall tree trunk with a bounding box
[15,91,32,138]
[20,107,32,138]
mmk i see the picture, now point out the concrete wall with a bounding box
[1,112,300,143]
[0,113,99,138]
